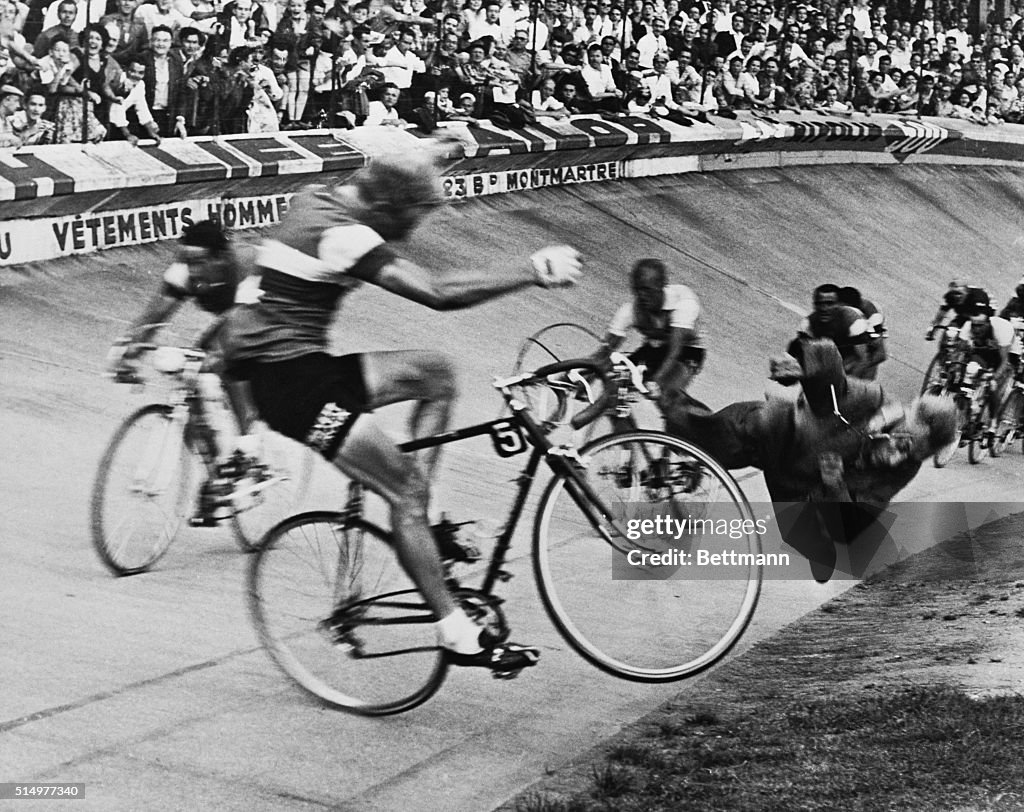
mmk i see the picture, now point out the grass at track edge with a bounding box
[502,512,1024,812]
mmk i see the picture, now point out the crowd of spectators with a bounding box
[1,0,1024,147]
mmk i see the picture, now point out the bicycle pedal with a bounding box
[492,667,523,681]
[333,631,366,657]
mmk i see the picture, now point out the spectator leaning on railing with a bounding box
[0,81,21,144]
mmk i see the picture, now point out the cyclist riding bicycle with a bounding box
[999,276,1024,375]
[105,220,262,525]
[222,152,582,675]
[1000,277,1024,321]
[838,285,887,380]
[957,305,1016,435]
[788,283,873,380]
[927,278,992,341]
[594,258,705,415]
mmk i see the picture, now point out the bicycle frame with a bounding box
[342,362,633,597]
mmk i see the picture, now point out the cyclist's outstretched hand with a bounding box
[531,245,582,288]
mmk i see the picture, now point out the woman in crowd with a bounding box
[36,34,105,143]
[73,24,121,130]
[274,0,319,124]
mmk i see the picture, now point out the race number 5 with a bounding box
[489,420,526,457]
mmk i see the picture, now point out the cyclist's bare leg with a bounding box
[329,415,457,621]
[361,350,457,478]
[328,416,538,666]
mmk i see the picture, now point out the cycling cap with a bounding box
[353,154,446,212]
[181,219,229,252]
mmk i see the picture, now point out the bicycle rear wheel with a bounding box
[248,512,447,715]
[509,323,617,442]
[90,404,197,575]
[231,430,315,552]
[533,431,761,682]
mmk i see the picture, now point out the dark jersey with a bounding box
[162,254,240,315]
[999,296,1024,320]
[941,286,991,319]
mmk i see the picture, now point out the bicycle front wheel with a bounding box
[248,512,448,715]
[533,431,762,682]
[991,388,1022,457]
[968,400,993,465]
[933,395,966,468]
[920,353,943,396]
[231,430,315,552]
[90,404,197,576]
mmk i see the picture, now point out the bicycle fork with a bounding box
[132,405,191,498]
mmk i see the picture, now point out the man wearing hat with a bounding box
[0,84,24,148]
[505,28,533,84]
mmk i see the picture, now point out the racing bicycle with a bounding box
[247,357,763,715]
[921,344,997,467]
[990,364,1024,457]
[91,340,313,575]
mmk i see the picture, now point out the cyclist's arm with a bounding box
[595,301,634,359]
[930,304,951,329]
[652,326,696,386]
[118,291,184,353]
[594,331,625,359]
[993,343,1011,378]
[349,248,579,310]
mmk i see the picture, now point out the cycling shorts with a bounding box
[631,343,706,375]
[233,352,369,459]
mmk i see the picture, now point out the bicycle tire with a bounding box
[230,430,316,552]
[933,394,965,468]
[968,398,992,465]
[920,353,943,396]
[532,430,761,682]
[248,512,448,715]
[511,322,602,376]
[991,389,1022,457]
[90,404,197,576]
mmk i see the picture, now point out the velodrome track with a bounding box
[2,163,1023,811]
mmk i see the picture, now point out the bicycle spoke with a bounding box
[91,405,195,575]
[534,431,760,682]
[249,514,447,715]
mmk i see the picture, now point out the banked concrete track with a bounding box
[1,163,1023,811]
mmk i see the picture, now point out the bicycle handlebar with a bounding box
[498,353,655,431]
